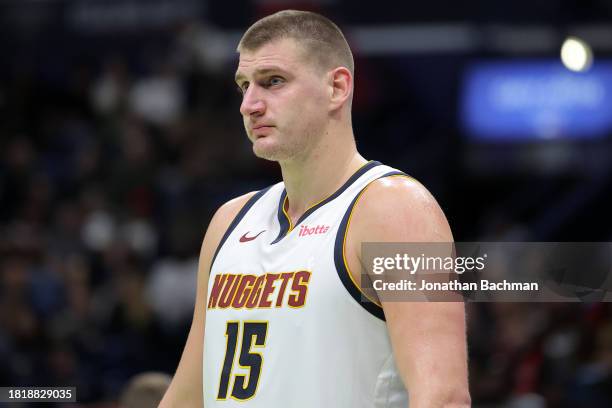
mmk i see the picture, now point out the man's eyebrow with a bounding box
[235,67,287,83]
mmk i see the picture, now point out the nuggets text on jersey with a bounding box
[207,271,311,309]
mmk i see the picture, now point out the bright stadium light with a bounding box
[561,36,593,72]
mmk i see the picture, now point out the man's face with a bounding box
[235,38,330,162]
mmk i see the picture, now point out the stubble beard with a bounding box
[252,123,322,163]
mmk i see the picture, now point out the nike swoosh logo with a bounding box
[239,230,266,243]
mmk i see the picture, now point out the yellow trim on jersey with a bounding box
[281,195,294,233]
[281,160,374,234]
[342,174,417,308]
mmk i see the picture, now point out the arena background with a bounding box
[1,0,612,406]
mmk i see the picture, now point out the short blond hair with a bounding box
[238,10,354,75]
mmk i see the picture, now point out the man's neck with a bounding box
[279,130,367,224]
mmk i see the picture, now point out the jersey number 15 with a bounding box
[217,321,268,400]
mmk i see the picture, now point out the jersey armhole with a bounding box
[209,186,272,273]
[333,171,411,321]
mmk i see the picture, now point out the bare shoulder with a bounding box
[211,191,259,228]
[350,175,453,243]
[202,190,260,256]
[343,176,453,289]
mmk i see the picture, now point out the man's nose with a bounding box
[240,86,266,117]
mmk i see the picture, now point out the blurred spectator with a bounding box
[91,58,131,117]
[128,63,185,127]
[119,372,172,408]
[146,253,198,332]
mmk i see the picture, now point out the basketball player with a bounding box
[160,10,470,408]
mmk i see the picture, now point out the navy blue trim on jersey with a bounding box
[378,171,406,178]
[271,161,382,244]
[210,186,272,272]
[271,189,290,244]
[333,169,409,321]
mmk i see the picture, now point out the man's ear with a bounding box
[329,67,352,110]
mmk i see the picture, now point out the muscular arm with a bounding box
[346,177,471,408]
[159,192,257,408]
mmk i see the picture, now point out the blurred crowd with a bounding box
[1,4,612,407]
[0,20,271,404]
[468,302,612,407]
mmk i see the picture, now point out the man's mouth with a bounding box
[251,125,275,137]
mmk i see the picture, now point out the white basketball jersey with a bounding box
[203,161,409,407]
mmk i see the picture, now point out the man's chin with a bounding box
[253,140,287,162]
[253,146,283,162]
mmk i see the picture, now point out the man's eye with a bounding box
[267,76,284,87]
